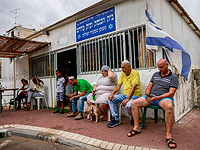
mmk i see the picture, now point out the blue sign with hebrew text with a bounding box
[76,7,116,42]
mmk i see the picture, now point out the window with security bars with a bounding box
[30,54,54,78]
[77,25,156,74]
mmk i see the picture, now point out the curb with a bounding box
[0,124,162,150]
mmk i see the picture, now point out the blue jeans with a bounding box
[108,94,139,120]
[72,93,90,114]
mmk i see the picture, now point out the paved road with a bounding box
[0,136,87,150]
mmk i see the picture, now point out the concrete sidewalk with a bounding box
[0,107,200,150]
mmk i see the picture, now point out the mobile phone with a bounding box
[146,94,153,98]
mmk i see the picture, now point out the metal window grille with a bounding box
[30,54,54,78]
[77,24,156,75]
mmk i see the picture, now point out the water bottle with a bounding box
[92,93,96,101]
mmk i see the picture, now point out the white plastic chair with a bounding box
[107,103,122,122]
[31,87,48,110]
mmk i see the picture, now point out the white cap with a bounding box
[68,76,75,80]
[122,60,130,64]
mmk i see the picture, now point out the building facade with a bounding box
[2,0,200,121]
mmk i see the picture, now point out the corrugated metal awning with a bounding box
[0,35,50,58]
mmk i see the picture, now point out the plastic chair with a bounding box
[9,89,25,110]
[107,103,122,122]
[31,96,48,110]
[31,87,48,110]
[142,105,165,129]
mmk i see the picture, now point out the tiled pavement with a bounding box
[0,107,200,150]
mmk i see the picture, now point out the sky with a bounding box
[0,0,199,35]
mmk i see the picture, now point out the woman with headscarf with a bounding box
[87,65,118,121]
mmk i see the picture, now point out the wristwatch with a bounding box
[73,96,75,99]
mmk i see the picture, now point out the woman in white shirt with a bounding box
[25,76,44,110]
[87,65,118,120]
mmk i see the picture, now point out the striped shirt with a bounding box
[150,71,178,96]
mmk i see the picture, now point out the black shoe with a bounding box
[107,119,121,128]
[53,110,60,113]
[60,111,65,114]
[16,107,21,110]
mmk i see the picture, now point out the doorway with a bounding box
[57,48,77,78]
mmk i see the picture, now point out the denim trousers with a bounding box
[72,93,90,114]
[108,94,139,121]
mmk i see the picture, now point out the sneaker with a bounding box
[60,111,65,114]
[74,113,83,120]
[67,112,78,117]
[107,119,121,128]
[53,110,60,113]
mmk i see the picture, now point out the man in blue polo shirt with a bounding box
[128,59,178,149]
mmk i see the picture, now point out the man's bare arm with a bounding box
[108,84,121,101]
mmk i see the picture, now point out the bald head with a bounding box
[157,59,168,66]
[157,59,169,75]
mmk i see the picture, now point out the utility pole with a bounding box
[10,8,20,25]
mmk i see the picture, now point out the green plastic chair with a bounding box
[142,105,165,129]
[9,89,25,110]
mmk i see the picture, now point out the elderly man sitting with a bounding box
[107,60,141,128]
[129,59,178,149]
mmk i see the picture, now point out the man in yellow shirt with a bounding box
[107,60,141,128]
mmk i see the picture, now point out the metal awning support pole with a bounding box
[13,58,16,112]
[48,44,53,107]
[13,59,16,89]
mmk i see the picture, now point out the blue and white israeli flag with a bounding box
[145,10,191,80]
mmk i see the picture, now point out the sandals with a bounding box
[166,138,177,149]
[127,129,141,137]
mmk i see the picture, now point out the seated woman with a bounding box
[15,79,31,110]
[87,65,118,120]
[25,76,44,110]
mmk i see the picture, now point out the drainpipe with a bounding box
[48,44,53,107]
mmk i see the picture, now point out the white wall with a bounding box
[115,0,145,30]
[32,22,76,52]
[1,58,15,105]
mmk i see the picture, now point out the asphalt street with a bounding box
[0,136,87,150]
